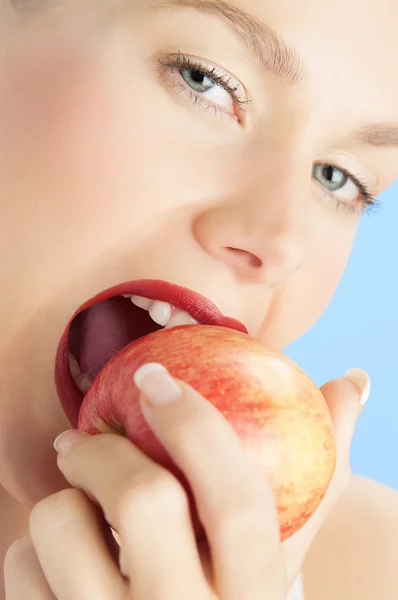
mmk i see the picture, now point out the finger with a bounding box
[4,535,55,600]
[56,434,210,599]
[28,488,128,600]
[288,369,370,548]
[321,368,370,468]
[135,363,287,600]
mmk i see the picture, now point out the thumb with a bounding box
[320,368,371,463]
[282,370,371,562]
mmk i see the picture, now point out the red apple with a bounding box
[78,324,336,541]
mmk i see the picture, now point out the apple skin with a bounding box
[78,325,336,541]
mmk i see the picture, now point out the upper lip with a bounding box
[55,279,248,427]
[65,279,248,331]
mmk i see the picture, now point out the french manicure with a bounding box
[134,363,183,406]
[54,430,88,455]
[344,368,371,405]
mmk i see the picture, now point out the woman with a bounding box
[1,0,397,598]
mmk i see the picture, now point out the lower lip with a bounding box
[54,279,248,427]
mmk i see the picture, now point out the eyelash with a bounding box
[314,163,380,215]
[155,52,250,120]
[156,54,380,215]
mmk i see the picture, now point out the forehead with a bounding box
[228,0,398,120]
[235,0,397,57]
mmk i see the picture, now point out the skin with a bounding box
[0,0,397,597]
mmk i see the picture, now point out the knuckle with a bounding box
[29,488,88,536]
[118,468,188,523]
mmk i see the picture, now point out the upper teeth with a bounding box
[129,295,198,329]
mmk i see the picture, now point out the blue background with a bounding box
[286,181,398,490]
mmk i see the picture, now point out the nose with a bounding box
[193,172,309,286]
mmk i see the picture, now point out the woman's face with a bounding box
[1,0,397,505]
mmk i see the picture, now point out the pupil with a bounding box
[191,70,205,84]
[324,166,334,182]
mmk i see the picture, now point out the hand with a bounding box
[4,364,368,599]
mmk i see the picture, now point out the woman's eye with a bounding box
[313,164,348,192]
[312,163,378,213]
[156,53,248,122]
[180,68,218,94]
[313,163,366,206]
[179,67,234,113]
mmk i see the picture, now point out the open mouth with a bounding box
[55,279,248,428]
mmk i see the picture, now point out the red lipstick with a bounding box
[55,279,247,427]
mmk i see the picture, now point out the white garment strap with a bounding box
[287,573,305,600]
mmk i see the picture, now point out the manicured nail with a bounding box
[134,363,183,406]
[54,430,88,455]
[344,368,371,405]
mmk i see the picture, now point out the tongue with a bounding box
[69,297,159,380]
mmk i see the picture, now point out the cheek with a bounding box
[2,31,135,224]
[1,33,239,284]
[0,26,176,299]
[1,27,209,250]
[262,217,357,349]
[0,327,71,506]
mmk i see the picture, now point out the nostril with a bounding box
[224,247,263,268]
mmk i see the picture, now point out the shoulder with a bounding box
[338,474,398,520]
[303,475,398,600]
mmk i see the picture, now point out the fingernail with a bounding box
[344,368,371,405]
[134,363,183,406]
[54,430,88,455]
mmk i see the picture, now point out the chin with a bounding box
[0,418,71,508]
[1,277,247,507]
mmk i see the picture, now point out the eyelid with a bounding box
[155,52,250,122]
[314,161,377,195]
[313,162,379,214]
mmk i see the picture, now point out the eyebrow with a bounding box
[355,124,398,148]
[155,0,306,86]
[155,0,398,149]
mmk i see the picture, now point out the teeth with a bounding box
[165,310,198,328]
[149,301,172,326]
[68,352,93,394]
[123,294,199,328]
[68,352,81,378]
[75,373,93,394]
[130,295,153,310]
[68,294,199,395]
